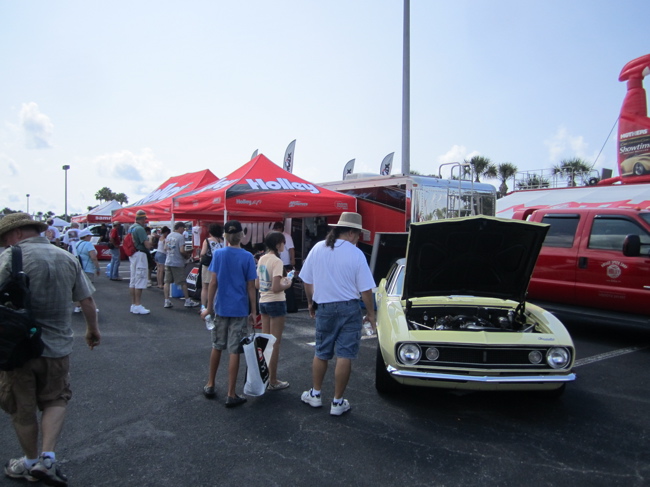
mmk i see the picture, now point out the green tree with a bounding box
[2,207,18,215]
[516,174,550,190]
[552,157,593,187]
[113,192,129,205]
[497,163,518,197]
[95,187,115,202]
[465,156,497,183]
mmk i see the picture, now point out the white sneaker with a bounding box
[184,299,199,308]
[164,299,173,308]
[131,304,151,315]
[130,304,135,313]
[330,399,351,416]
[73,306,82,313]
[301,389,322,408]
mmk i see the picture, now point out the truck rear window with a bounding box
[540,215,579,247]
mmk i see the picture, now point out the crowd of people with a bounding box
[0,210,376,484]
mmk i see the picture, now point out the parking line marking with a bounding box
[574,345,648,367]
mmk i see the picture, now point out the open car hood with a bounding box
[403,216,549,303]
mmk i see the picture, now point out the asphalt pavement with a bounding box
[1,263,649,487]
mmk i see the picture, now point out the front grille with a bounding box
[406,344,556,369]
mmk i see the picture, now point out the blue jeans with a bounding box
[110,247,121,279]
[314,300,362,360]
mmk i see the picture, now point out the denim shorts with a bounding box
[259,301,287,318]
[314,300,363,360]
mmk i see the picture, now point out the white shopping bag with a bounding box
[241,332,276,396]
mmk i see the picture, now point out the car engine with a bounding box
[405,304,538,332]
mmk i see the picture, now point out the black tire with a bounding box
[375,345,402,394]
[633,162,646,176]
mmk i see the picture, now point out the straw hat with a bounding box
[328,212,365,231]
[0,213,48,239]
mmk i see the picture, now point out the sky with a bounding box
[1,0,649,218]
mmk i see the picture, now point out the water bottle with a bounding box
[286,269,295,280]
[205,314,215,331]
[362,316,374,336]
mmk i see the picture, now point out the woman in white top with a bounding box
[256,232,292,390]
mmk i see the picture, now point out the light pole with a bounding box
[62,165,70,221]
[26,194,30,215]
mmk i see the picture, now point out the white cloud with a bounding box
[544,126,594,163]
[0,154,19,178]
[434,145,481,177]
[94,148,168,183]
[19,102,54,149]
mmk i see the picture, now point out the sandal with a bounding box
[268,380,290,391]
[203,385,216,398]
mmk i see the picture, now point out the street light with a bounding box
[26,194,30,215]
[62,165,70,221]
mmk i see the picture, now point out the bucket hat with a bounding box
[328,212,365,231]
[0,213,48,239]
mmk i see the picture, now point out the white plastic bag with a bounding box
[241,332,276,396]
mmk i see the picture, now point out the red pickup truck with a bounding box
[513,207,650,327]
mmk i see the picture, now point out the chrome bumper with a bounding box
[386,365,576,383]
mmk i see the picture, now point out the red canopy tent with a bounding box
[111,169,218,223]
[172,154,356,221]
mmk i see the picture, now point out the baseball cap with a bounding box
[224,220,243,234]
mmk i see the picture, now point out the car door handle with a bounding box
[578,257,588,269]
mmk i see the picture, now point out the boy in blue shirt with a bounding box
[200,221,258,407]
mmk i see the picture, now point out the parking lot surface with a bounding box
[1,265,649,487]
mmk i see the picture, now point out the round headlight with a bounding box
[546,347,570,369]
[398,343,421,365]
[528,350,543,364]
[425,347,440,361]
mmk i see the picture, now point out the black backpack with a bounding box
[0,246,44,371]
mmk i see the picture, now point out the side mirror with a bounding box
[622,234,641,257]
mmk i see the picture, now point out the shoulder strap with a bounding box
[10,246,23,278]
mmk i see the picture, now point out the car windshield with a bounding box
[390,267,405,296]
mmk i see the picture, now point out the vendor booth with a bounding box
[172,154,357,308]
[71,200,123,224]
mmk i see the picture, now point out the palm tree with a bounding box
[95,187,115,203]
[113,192,129,205]
[552,157,593,187]
[497,163,518,197]
[465,156,497,183]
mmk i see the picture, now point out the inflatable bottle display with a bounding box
[617,54,650,183]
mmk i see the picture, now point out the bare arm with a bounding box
[79,296,101,349]
[200,271,218,319]
[271,275,291,293]
[304,282,315,318]
[361,289,376,327]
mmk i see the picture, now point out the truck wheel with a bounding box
[633,162,646,176]
[375,346,402,394]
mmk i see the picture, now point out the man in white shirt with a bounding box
[298,212,376,416]
[62,222,81,255]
